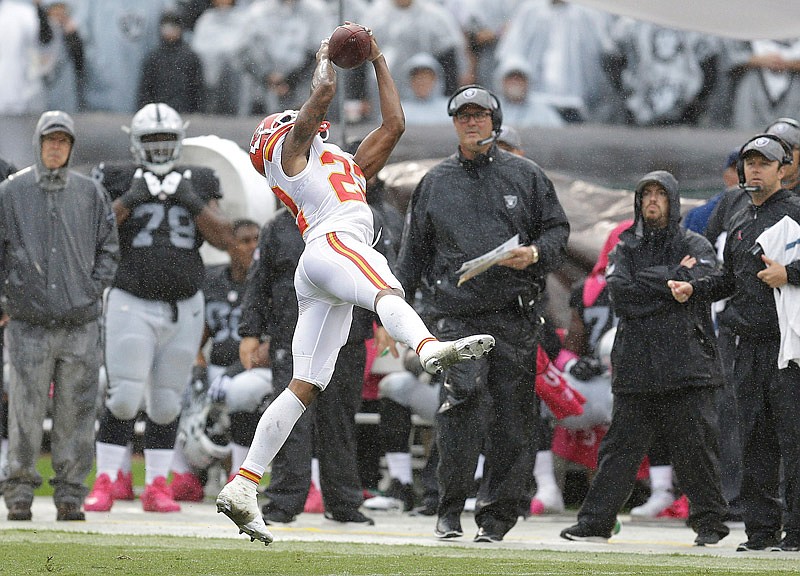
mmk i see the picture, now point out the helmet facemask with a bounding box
[126,103,188,175]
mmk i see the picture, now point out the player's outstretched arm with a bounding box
[354,28,405,181]
[281,39,337,177]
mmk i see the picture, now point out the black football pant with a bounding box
[261,341,365,517]
[577,387,728,536]
[734,335,800,540]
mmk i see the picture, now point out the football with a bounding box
[328,23,372,69]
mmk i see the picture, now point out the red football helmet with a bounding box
[248,110,331,176]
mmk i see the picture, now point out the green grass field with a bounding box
[1,531,798,576]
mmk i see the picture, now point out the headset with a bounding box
[737,133,793,190]
[447,84,502,144]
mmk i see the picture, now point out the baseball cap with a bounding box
[448,86,496,115]
[723,149,739,170]
[740,135,787,162]
[766,118,800,148]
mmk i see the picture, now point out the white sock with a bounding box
[385,452,413,485]
[0,438,8,481]
[241,388,306,478]
[310,457,321,490]
[533,450,558,492]
[474,454,485,481]
[170,445,192,474]
[649,465,674,494]
[95,442,128,478]
[230,443,250,476]
[375,295,434,351]
[144,448,174,485]
[122,443,133,473]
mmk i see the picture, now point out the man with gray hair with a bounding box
[0,111,119,522]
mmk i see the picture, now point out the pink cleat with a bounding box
[303,483,325,514]
[170,472,205,502]
[84,473,114,512]
[141,477,181,512]
[112,471,135,501]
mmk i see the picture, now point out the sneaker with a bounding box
[56,502,85,521]
[141,477,181,512]
[779,533,800,552]
[736,535,782,552]
[560,523,611,543]
[474,526,503,543]
[384,479,415,512]
[324,509,375,525]
[694,531,722,546]
[434,514,463,538]
[7,501,32,521]
[629,489,674,518]
[303,483,325,514]
[170,472,205,502]
[262,506,297,524]
[216,476,274,545]
[112,471,135,501]
[84,473,114,512]
[410,500,437,517]
[530,486,565,515]
[418,335,495,375]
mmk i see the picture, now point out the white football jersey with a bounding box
[264,131,374,243]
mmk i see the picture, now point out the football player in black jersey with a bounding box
[85,103,235,513]
[170,218,274,501]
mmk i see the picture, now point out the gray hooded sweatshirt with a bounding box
[0,110,119,326]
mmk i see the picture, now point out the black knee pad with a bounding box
[96,408,137,445]
[143,416,179,450]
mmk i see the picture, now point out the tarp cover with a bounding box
[572,0,800,41]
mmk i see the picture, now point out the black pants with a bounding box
[734,335,800,539]
[262,341,365,516]
[577,387,728,536]
[715,325,743,514]
[434,312,539,537]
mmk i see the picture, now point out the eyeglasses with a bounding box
[455,110,492,123]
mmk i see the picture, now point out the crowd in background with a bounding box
[2,0,800,129]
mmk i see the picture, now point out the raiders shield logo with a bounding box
[504,195,518,209]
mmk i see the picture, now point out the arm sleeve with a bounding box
[395,179,433,300]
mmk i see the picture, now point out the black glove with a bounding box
[569,356,605,381]
[168,170,206,217]
[118,168,154,210]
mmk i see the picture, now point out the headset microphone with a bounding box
[739,184,762,193]
[476,132,498,146]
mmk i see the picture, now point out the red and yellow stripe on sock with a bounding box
[237,468,261,486]
[416,337,437,357]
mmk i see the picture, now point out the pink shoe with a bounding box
[529,499,546,515]
[657,494,689,519]
[112,471,135,501]
[170,472,205,502]
[141,477,181,512]
[303,483,325,514]
[84,473,114,512]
